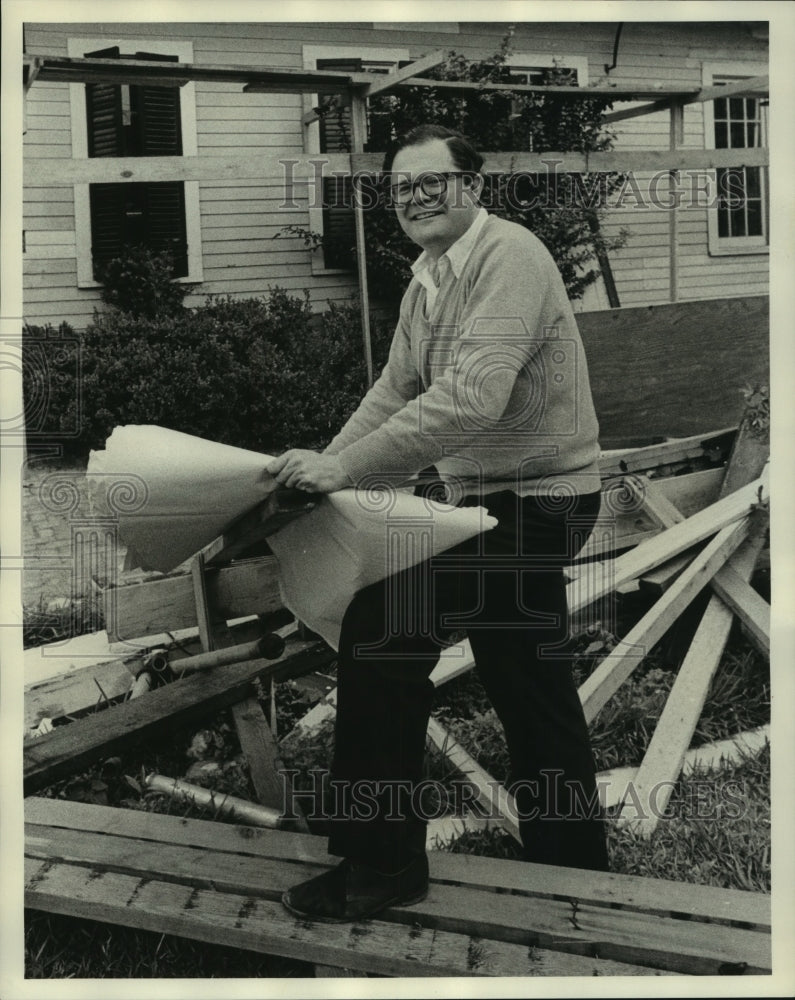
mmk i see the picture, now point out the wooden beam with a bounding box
[617,531,767,835]
[568,469,767,616]
[24,657,136,731]
[359,50,446,98]
[23,637,335,792]
[105,556,283,643]
[710,562,770,657]
[598,434,736,478]
[426,717,520,843]
[25,146,770,188]
[28,55,375,91]
[578,517,750,723]
[349,91,374,388]
[602,74,769,125]
[231,697,286,811]
[669,100,683,303]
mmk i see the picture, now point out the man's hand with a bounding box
[266,450,352,493]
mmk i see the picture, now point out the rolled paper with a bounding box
[87,424,277,572]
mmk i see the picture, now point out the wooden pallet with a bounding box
[24,797,771,978]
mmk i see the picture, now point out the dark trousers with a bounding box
[327,488,609,873]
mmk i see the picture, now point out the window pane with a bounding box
[714,122,728,149]
[729,97,744,118]
[717,204,729,238]
[746,98,758,119]
[729,205,747,237]
[746,121,758,147]
[730,122,746,148]
[745,165,761,199]
[746,199,763,236]
[714,96,727,120]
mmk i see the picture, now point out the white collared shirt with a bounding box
[410,207,489,315]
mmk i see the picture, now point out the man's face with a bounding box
[389,139,482,259]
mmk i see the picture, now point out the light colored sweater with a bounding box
[325,212,602,498]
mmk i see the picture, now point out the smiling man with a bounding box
[271,124,608,923]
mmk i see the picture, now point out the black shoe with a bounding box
[282,855,429,923]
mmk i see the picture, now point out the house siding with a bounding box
[22,21,768,328]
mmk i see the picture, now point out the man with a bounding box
[269,124,608,923]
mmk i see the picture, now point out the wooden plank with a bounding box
[105,556,284,642]
[230,697,285,811]
[602,74,768,124]
[718,417,770,500]
[631,474,687,529]
[598,437,736,479]
[360,49,446,97]
[24,146,770,188]
[617,532,767,835]
[350,91,374,388]
[24,809,770,974]
[190,553,215,653]
[23,637,335,793]
[426,717,520,843]
[710,562,770,657]
[568,470,767,616]
[24,858,677,978]
[578,517,750,723]
[24,657,136,731]
[25,798,771,931]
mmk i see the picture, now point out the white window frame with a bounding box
[302,44,409,275]
[703,60,768,257]
[68,37,202,288]
[505,52,589,86]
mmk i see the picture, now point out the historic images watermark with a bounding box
[278,157,753,213]
[279,769,750,824]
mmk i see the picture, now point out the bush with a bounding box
[97,246,190,319]
[25,289,391,458]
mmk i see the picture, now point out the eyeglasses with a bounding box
[387,170,475,206]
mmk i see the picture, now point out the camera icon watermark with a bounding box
[418,321,580,446]
[2,326,82,443]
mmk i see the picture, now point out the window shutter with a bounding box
[85,46,124,157]
[130,52,183,156]
[315,58,363,270]
[89,184,129,278]
[144,181,188,276]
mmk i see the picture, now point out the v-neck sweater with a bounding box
[325,213,602,498]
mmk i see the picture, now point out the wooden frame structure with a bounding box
[23,52,769,385]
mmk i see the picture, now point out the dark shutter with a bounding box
[85,46,124,157]
[144,181,188,275]
[316,58,364,270]
[130,52,182,156]
[89,184,129,278]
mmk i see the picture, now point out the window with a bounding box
[303,45,409,273]
[68,38,201,287]
[703,63,769,255]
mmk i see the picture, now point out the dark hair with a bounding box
[382,124,484,174]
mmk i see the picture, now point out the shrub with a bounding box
[97,246,190,319]
[25,289,390,458]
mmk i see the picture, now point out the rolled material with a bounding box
[173,634,285,675]
[145,773,282,828]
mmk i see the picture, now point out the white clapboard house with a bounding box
[22,19,768,329]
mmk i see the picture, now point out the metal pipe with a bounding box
[173,634,285,675]
[145,774,283,828]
